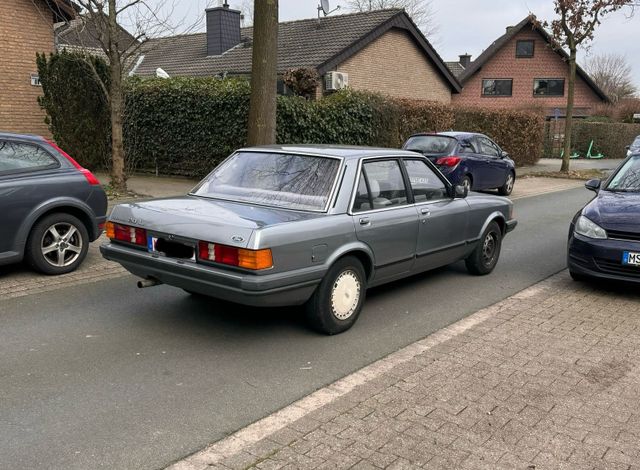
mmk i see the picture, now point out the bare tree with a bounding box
[344,0,438,38]
[43,0,191,191]
[543,0,631,172]
[247,0,278,146]
[586,53,637,102]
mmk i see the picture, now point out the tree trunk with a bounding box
[247,0,278,146]
[108,0,127,191]
[561,48,578,173]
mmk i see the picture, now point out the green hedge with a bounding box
[36,51,110,170]
[571,121,640,159]
[39,67,545,176]
[453,108,545,167]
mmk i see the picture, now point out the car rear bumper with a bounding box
[568,233,640,284]
[100,242,324,307]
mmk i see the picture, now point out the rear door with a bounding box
[477,136,508,188]
[351,159,418,281]
[403,158,470,271]
[459,137,491,189]
[0,140,61,256]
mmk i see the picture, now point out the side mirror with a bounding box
[585,179,601,192]
[454,184,468,198]
[625,145,630,150]
[500,151,510,159]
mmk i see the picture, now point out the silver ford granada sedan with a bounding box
[101,145,517,334]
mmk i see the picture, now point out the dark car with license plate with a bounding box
[568,153,640,283]
[0,132,107,274]
[101,145,517,334]
[403,132,516,196]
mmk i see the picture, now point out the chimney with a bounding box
[459,54,471,68]
[206,2,241,56]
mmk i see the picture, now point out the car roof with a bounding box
[0,132,47,143]
[238,144,420,160]
[407,131,485,140]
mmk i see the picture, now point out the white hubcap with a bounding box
[331,270,361,320]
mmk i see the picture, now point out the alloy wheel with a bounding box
[40,223,83,268]
[482,232,498,266]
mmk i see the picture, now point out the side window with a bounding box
[459,139,479,154]
[352,173,371,213]
[361,160,408,209]
[404,159,448,202]
[478,137,500,157]
[0,140,57,173]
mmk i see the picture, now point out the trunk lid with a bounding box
[109,196,323,247]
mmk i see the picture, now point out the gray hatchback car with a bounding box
[0,132,107,274]
[102,146,517,334]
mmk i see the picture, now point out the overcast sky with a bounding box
[173,0,640,88]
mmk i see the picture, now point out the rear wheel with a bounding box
[25,213,89,275]
[465,221,502,275]
[305,256,366,335]
[498,172,515,196]
[460,175,472,192]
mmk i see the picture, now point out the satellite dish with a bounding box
[156,68,170,79]
[320,0,330,16]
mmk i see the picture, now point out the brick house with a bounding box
[448,17,609,117]
[0,0,76,135]
[132,7,461,102]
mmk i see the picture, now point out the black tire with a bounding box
[460,175,472,192]
[465,221,502,275]
[25,213,89,275]
[305,256,367,335]
[498,171,515,196]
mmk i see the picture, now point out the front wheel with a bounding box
[305,256,367,335]
[465,221,502,275]
[498,172,515,196]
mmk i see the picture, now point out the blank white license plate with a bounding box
[622,251,640,266]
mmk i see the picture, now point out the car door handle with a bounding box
[359,217,370,225]
[420,208,431,216]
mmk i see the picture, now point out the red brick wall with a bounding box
[451,29,604,115]
[0,0,55,136]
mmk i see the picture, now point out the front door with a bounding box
[351,159,418,282]
[403,158,470,271]
[477,136,507,188]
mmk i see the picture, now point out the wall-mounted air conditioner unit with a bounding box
[325,71,349,91]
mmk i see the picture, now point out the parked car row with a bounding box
[2,131,639,334]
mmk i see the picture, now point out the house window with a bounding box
[516,40,535,58]
[534,78,565,96]
[482,79,513,97]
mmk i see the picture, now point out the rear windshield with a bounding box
[192,151,341,211]
[606,155,640,192]
[404,135,456,155]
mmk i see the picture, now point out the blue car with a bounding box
[403,132,516,196]
[568,153,640,283]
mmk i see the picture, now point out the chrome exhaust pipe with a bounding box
[137,278,162,288]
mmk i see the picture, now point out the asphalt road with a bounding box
[0,187,592,470]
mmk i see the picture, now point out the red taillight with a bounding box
[46,139,101,186]
[106,222,147,246]
[198,241,273,270]
[435,156,462,167]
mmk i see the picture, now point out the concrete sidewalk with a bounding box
[170,272,640,470]
[518,158,624,176]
